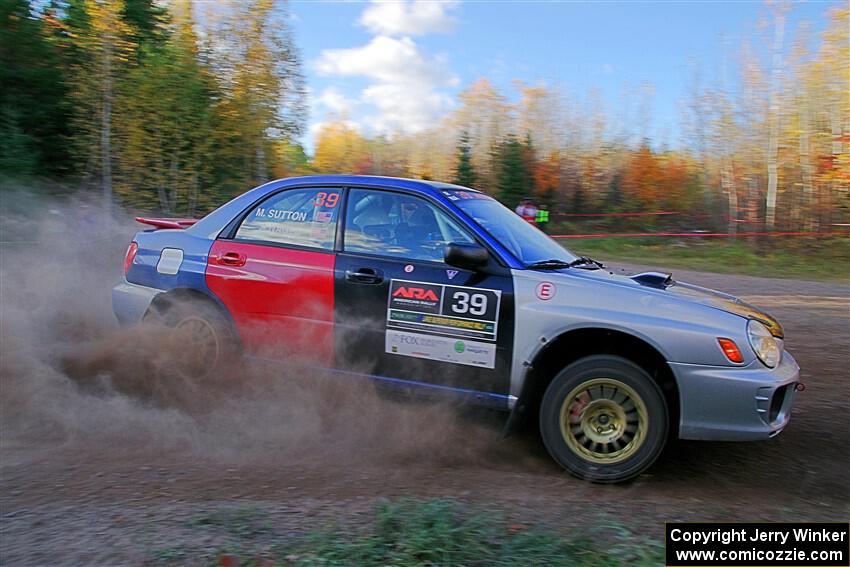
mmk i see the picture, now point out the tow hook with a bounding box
[794,382,806,392]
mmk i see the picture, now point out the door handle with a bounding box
[217,251,246,267]
[346,267,383,284]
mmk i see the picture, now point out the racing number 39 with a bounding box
[451,291,488,316]
[314,192,339,208]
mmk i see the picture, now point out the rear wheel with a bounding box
[148,297,237,381]
[539,355,668,482]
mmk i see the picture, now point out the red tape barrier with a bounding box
[553,211,847,226]
[550,231,850,239]
[556,211,677,217]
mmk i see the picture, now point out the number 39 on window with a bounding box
[314,192,339,208]
[451,291,488,316]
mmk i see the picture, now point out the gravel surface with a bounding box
[2,263,848,566]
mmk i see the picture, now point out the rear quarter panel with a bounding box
[127,229,216,295]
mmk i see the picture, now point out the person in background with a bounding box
[536,204,550,233]
[515,197,538,225]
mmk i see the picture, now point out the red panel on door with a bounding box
[206,241,336,366]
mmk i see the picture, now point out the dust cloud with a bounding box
[0,190,504,468]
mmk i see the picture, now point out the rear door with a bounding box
[206,186,342,366]
[334,187,515,397]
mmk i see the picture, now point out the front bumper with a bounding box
[112,280,161,326]
[672,351,800,441]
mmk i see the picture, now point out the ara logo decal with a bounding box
[536,281,556,301]
[388,280,443,314]
[392,287,439,301]
[446,270,458,280]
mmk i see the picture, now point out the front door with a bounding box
[334,188,515,397]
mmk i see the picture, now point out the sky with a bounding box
[288,0,839,153]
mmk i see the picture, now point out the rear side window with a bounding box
[235,188,341,250]
[343,189,474,263]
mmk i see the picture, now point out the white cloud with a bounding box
[315,36,457,89]
[316,87,358,115]
[359,0,458,36]
[313,35,458,134]
[361,82,454,133]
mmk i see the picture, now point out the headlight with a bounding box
[747,320,780,368]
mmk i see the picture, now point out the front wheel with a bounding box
[539,355,668,483]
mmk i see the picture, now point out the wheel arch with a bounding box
[506,327,680,439]
[145,287,243,351]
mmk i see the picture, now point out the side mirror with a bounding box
[444,242,489,270]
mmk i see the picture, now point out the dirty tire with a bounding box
[151,297,237,382]
[539,355,668,483]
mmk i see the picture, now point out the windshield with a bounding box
[442,190,576,265]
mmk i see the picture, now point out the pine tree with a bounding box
[452,132,476,188]
[497,135,529,206]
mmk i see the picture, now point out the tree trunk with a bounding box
[799,98,814,230]
[765,5,786,230]
[102,39,113,216]
[721,161,737,235]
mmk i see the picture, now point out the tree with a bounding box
[209,0,306,191]
[764,1,788,230]
[450,78,510,190]
[313,121,368,174]
[114,0,217,214]
[0,0,71,176]
[497,136,530,206]
[65,0,135,211]
[122,0,167,49]
[452,132,476,187]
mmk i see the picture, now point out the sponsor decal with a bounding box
[385,330,496,369]
[255,208,308,222]
[389,281,442,314]
[404,264,414,273]
[446,269,458,280]
[387,279,501,341]
[392,287,439,301]
[536,281,556,300]
[441,190,490,201]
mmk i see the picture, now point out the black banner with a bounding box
[666,522,849,566]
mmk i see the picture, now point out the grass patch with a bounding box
[563,236,850,281]
[189,506,273,539]
[161,498,662,566]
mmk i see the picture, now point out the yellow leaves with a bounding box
[314,121,369,174]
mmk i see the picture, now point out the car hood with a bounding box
[663,280,784,338]
[565,268,785,338]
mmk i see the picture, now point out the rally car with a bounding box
[113,175,801,482]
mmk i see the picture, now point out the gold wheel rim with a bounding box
[173,316,220,377]
[559,378,648,464]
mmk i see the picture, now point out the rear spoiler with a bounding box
[135,217,199,230]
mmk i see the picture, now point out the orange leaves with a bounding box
[621,145,694,211]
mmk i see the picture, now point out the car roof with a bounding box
[276,175,480,197]
[188,175,482,240]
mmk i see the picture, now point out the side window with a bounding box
[235,188,341,250]
[343,189,475,262]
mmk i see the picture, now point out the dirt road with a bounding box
[1,229,848,565]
